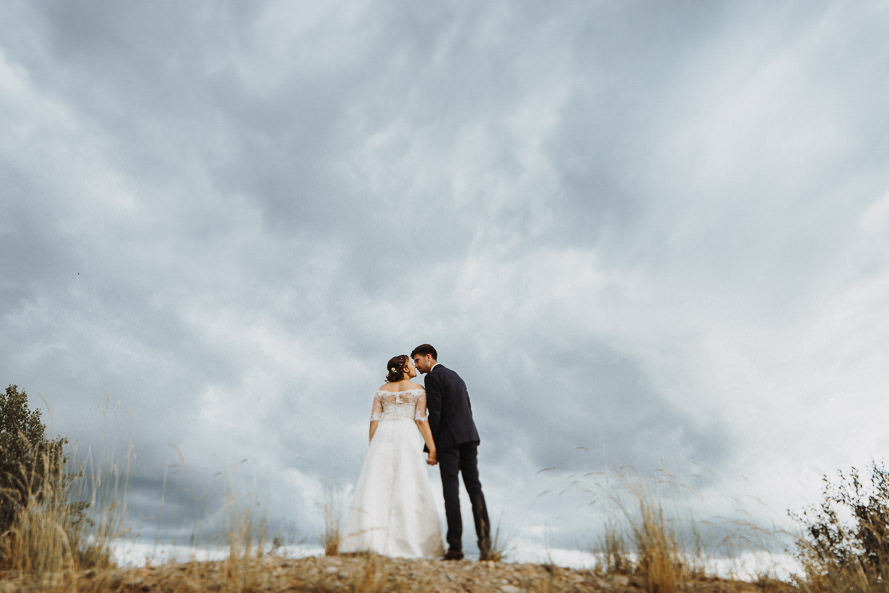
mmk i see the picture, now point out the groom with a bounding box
[412,343,492,561]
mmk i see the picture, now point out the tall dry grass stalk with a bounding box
[221,497,271,593]
[628,488,683,593]
[598,518,630,574]
[321,484,342,556]
[482,513,512,562]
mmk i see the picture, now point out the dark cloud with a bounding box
[2,0,889,564]
[454,335,731,477]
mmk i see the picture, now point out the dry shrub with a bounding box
[792,462,889,593]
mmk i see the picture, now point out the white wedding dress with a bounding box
[339,389,444,558]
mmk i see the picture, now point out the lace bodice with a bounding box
[370,389,429,422]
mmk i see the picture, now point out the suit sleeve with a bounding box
[424,372,442,436]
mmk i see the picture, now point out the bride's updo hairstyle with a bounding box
[385,354,409,383]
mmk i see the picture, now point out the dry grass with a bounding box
[320,485,342,557]
[1,456,80,591]
[0,434,127,592]
[586,468,795,593]
[626,485,683,593]
[639,509,683,591]
[792,543,889,593]
[2,438,806,593]
[219,498,270,593]
[589,470,688,593]
[484,518,510,562]
[598,518,631,574]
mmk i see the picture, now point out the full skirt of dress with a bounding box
[339,419,444,558]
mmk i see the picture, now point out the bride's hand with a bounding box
[426,451,438,466]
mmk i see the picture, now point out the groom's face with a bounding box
[412,354,434,374]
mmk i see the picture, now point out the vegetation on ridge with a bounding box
[0,384,113,585]
[6,383,889,593]
[791,461,889,592]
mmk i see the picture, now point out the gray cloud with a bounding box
[3,0,889,561]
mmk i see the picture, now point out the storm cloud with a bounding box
[3,0,889,561]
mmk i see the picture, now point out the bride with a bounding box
[339,354,444,558]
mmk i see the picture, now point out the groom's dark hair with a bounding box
[411,344,437,360]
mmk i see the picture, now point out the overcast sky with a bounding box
[3,0,889,564]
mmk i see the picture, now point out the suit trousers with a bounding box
[437,442,490,553]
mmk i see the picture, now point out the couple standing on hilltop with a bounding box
[339,344,492,561]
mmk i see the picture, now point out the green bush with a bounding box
[0,385,68,536]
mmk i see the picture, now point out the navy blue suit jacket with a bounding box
[424,364,480,449]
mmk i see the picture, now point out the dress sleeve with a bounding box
[415,390,429,421]
[369,392,382,421]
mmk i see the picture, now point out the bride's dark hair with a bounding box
[385,354,409,383]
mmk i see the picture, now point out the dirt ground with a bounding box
[0,554,797,593]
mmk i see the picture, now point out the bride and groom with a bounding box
[339,344,492,560]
